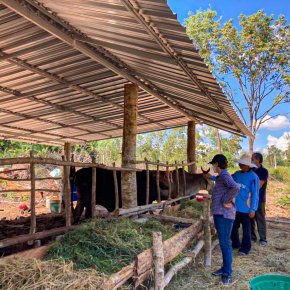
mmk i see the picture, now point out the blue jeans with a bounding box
[214,214,234,277]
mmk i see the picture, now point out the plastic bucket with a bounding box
[50,200,61,213]
[249,274,290,290]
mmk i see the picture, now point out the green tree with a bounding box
[186,9,290,154]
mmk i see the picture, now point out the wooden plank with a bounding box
[30,150,36,235]
[0,177,61,181]
[175,161,179,197]
[182,161,186,196]
[156,160,161,203]
[152,232,164,290]
[142,214,195,225]
[135,160,196,168]
[166,161,171,200]
[64,143,71,227]
[203,194,211,268]
[113,163,119,211]
[91,156,97,219]
[145,158,150,205]
[0,225,81,248]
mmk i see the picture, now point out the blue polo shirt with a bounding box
[254,165,268,203]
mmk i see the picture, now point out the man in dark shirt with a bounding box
[251,152,269,246]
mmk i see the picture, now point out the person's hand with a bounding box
[204,173,211,180]
[249,212,255,218]
[223,202,232,208]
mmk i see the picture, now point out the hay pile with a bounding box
[0,258,108,290]
[46,218,176,275]
[165,199,204,219]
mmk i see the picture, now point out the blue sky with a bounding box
[167,0,290,152]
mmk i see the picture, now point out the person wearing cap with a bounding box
[231,154,260,256]
[207,154,240,286]
[251,152,269,246]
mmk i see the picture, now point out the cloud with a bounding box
[267,131,290,151]
[260,115,290,130]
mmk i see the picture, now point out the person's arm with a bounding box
[249,175,259,216]
[259,180,266,188]
[259,168,268,188]
[221,173,240,203]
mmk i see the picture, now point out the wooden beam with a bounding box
[91,155,97,218]
[152,232,165,290]
[29,150,36,234]
[121,84,138,208]
[64,143,71,227]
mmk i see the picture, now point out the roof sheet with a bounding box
[0,0,250,145]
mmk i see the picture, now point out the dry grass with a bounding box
[167,227,290,290]
[0,258,108,290]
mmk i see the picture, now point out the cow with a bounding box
[72,167,211,223]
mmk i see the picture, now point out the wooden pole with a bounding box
[145,158,150,205]
[30,150,36,234]
[64,142,71,227]
[156,160,161,203]
[152,232,165,290]
[166,161,171,200]
[113,162,119,210]
[187,121,197,173]
[203,192,212,268]
[91,155,97,219]
[121,83,138,208]
[182,161,186,196]
[175,161,179,197]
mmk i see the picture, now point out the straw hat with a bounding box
[234,154,257,168]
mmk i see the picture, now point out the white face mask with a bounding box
[212,163,219,173]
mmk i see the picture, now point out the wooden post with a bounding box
[64,142,71,227]
[203,192,212,268]
[156,160,161,203]
[121,83,138,208]
[145,158,150,205]
[182,161,186,196]
[91,155,97,219]
[152,232,164,290]
[187,121,197,173]
[30,150,36,234]
[175,161,179,197]
[166,161,171,200]
[113,162,119,210]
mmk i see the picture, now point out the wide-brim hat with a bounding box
[234,154,257,168]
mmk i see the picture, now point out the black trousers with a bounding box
[231,211,251,254]
[251,202,267,241]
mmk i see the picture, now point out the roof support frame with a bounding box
[0,0,200,125]
[120,0,239,129]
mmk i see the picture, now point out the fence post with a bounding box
[145,158,150,205]
[64,143,71,227]
[113,162,119,211]
[91,154,97,219]
[166,161,171,200]
[182,161,186,196]
[202,191,212,268]
[153,231,164,290]
[30,150,36,234]
[175,161,179,197]
[156,160,161,203]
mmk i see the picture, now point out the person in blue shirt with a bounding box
[251,152,269,246]
[231,154,260,256]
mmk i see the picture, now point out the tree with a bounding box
[186,9,290,154]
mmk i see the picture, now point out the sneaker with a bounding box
[212,268,224,276]
[259,240,268,246]
[221,275,232,286]
[238,251,247,256]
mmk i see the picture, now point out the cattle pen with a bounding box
[0,152,215,289]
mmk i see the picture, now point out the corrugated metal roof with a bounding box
[0,0,251,145]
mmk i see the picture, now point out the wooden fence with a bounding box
[0,153,197,246]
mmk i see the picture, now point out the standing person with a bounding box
[251,152,269,246]
[231,154,260,256]
[207,154,240,286]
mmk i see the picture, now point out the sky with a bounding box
[167,0,290,152]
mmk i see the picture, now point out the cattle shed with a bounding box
[0,1,250,212]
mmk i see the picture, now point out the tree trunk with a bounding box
[187,121,197,173]
[249,137,254,156]
[216,129,222,153]
[121,83,138,208]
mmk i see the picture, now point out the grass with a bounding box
[46,218,177,275]
[275,196,290,208]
